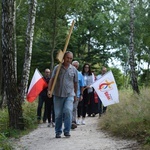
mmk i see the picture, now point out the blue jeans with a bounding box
[72,99,79,123]
[53,96,74,135]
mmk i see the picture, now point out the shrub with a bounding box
[99,88,150,149]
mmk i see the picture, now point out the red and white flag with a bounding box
[27,68,48,103]
[90,71,119,107]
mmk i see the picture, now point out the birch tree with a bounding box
[129,0,140,94]
[0,52,1,107]
[20,0,37,101]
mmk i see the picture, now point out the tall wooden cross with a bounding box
[49,20,75,97]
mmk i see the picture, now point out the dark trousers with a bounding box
[98,98,107,115]
[77,89,92,118]
[87,91,98,116]
[37,96,55,123]
[77,101,83,118]
[37,96,47,122]
[46,97,55,123]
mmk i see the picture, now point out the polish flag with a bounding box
[27,68,48,102]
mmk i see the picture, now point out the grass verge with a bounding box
[0,101,38,150]
[99,88,150,150]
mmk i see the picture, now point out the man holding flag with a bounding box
[91,66,119,117]
[27,68,55,125]
[36,69,52,124]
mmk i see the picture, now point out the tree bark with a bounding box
[2,0,24,129]
[20,0,37,101]
[0,3,2,107]
[13,0,17,80]
[129,0,140,94]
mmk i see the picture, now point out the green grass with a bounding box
[99,88,150,150]
[0,100,38,149]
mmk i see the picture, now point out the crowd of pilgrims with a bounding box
[36,64,107,129]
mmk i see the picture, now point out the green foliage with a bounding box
[22,101,38,129]
[110,67,124,89]
[0,109,11,150]
[99,88,150,149]
[0,109,9,136]
[139,69,150,87]
[0,100,38,149]
[14,0,150,87]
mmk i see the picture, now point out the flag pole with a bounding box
[49,20,75,97]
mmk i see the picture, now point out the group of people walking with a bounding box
[37,51,107,138]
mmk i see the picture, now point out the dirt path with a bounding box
[13,116,141,150]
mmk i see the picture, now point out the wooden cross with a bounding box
[49,20,75,97]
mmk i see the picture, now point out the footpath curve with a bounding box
[13,116,141,150]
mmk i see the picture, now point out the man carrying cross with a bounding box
[47,51,78,138]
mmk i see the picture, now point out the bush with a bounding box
[99,88,150,149]
[23,101,38,129]
[0,100,38,149]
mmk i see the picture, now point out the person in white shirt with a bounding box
[77,63,94,125]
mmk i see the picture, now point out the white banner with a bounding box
[90,71,119,106]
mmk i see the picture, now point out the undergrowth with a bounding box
[0,100,38,150]
[99,88,150,150]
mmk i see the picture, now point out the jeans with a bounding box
[72,99,79,123]
[53,96,74,135]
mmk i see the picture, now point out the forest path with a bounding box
[13,116,141,150]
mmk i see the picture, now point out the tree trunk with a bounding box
[129,0,140,94]
[20,0,37,101]
[13,0,17,80]
[0,3,2,107]
[2,0,24,129]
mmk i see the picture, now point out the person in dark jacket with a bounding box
[37,69,55,126]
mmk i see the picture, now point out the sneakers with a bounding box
[55,133,70,138]
[64,133,71,138]
[77,119,85,125]
[77,120,81,125]
[47,122,55,127]
[92,113,96,117]
[81,119,85,125]
[55,134,61,138]
[52,122,55,127]
[71,123,77,129]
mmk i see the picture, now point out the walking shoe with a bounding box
[92,113,96,117]
[77,120,81,125]
[55,134,61,138]
[81,120,85,125]
[52,122,55,127]
[71,123,77,129]
[64,133,71,138]
[47,123,50,127]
